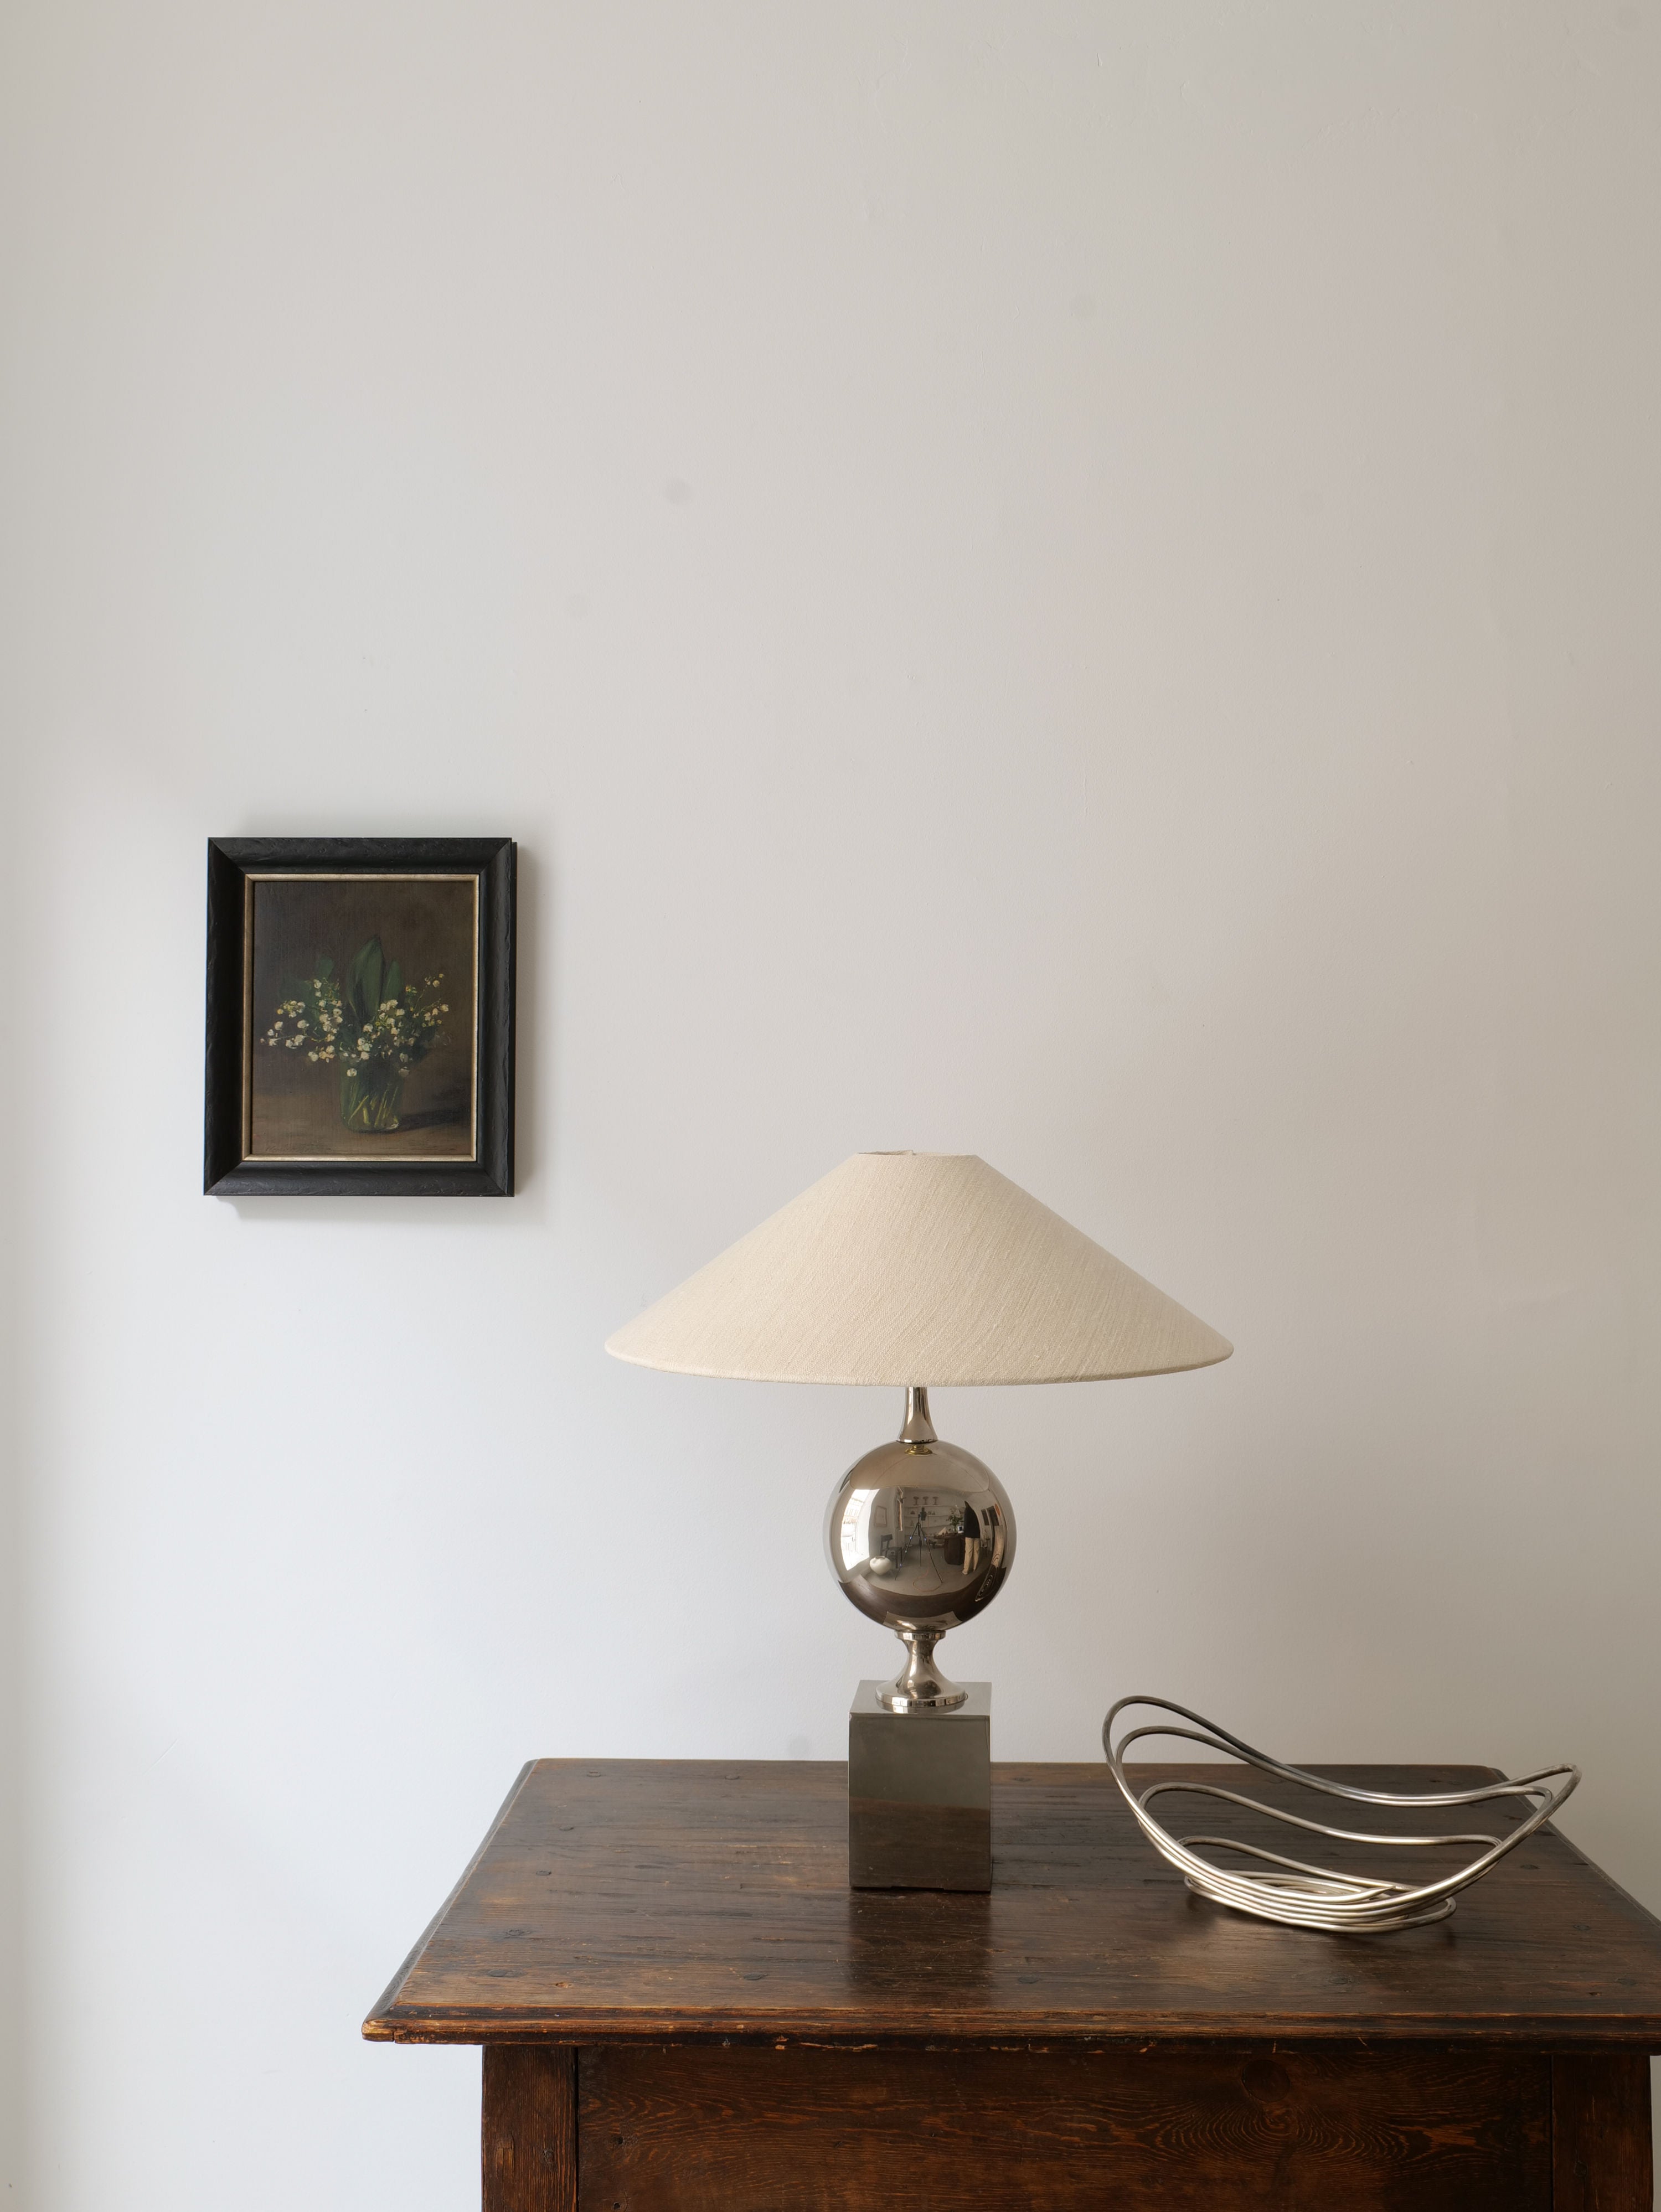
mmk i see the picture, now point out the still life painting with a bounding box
[250,874,474,1159]
[204,838,515,1197]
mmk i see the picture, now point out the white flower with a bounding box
[308,1052,318,1062]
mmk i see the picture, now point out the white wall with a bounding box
[4,2,1659,2203]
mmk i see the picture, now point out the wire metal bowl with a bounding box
[1103,1695,1580,1934]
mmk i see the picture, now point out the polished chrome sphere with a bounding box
[823,1393,1014,1710]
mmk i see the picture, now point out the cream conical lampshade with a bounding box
[606,1151,1231,1387]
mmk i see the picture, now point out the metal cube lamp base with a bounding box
[848,1680,991,1891]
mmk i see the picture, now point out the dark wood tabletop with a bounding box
[363,1758,1661,2050]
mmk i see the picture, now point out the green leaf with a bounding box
[314,953,334,979]
[383,960,402,1007]
[348,936,384,1024]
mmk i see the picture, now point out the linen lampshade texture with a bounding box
[606,1151,1232,1388]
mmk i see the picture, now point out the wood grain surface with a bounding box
[363,1759,1661,2047]
[1552,2053,1654,2211]
[483,2045,576,2212]
[575,2043,1551,2211]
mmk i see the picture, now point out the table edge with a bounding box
[363,2012,1661,2051]
[365,1759,538,2027]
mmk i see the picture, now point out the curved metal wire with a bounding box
[1103,1695,1579,1934]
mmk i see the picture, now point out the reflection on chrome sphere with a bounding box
[823,1433,1015,1640]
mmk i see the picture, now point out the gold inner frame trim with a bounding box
[241,872,481,1163]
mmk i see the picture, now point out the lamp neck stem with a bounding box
[900,1386,936,1444]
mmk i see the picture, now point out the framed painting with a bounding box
[204,836,515,1196]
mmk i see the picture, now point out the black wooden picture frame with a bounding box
[205,836,515,1196]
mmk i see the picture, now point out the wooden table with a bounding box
[364,1759,1661,2209]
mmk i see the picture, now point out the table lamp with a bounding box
[607,1151,1230,1890]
